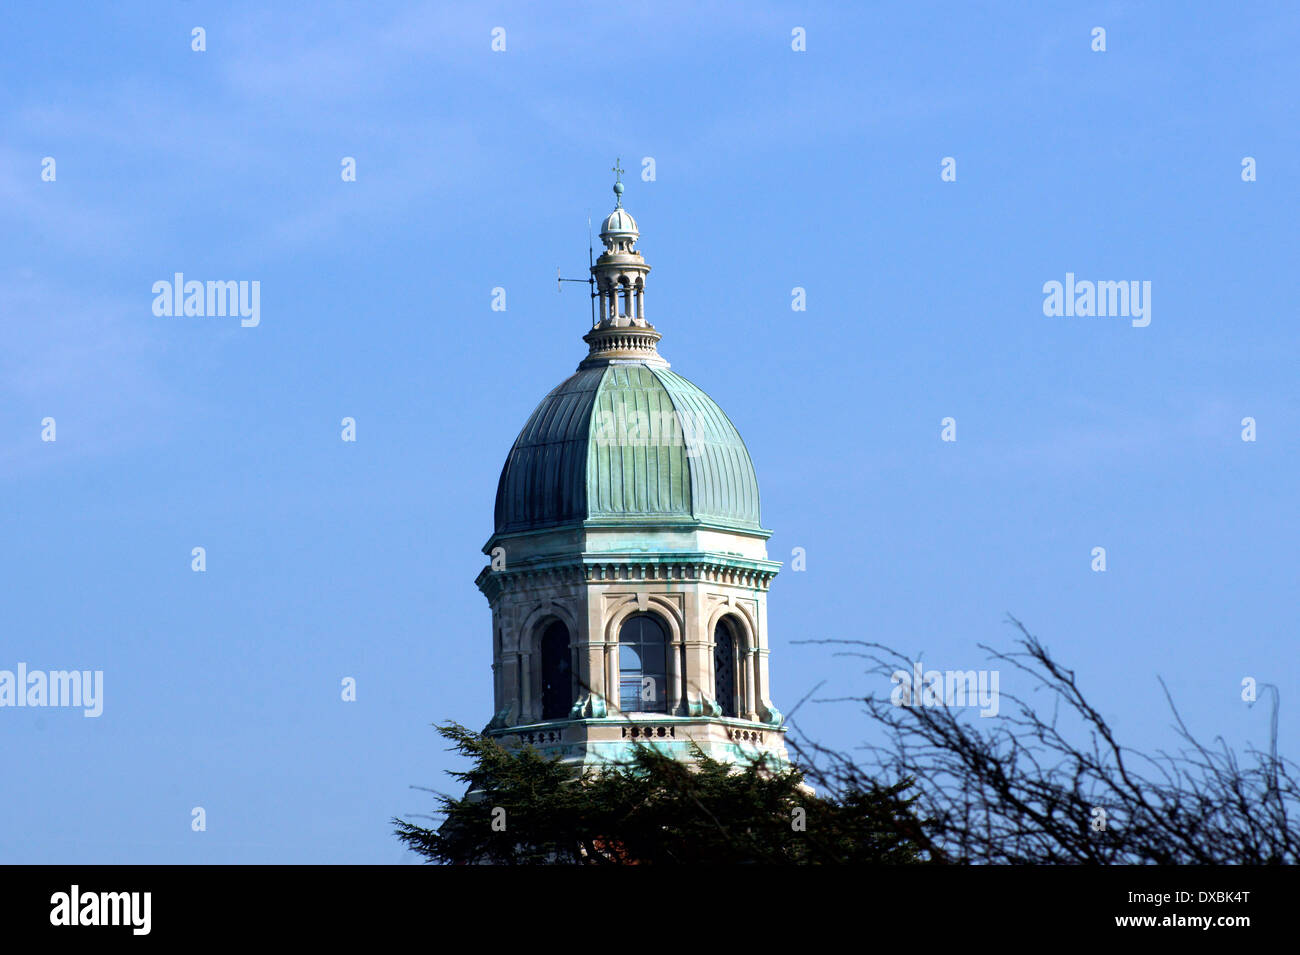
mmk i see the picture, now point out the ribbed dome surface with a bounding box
[494,362,761,535]
[600,208,638,236]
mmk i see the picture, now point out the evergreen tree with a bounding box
[395,723,929,865]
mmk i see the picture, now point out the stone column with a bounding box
[755,594,777,720]
[582,590,605,713]
[568,642,580,712]
[491,660,501,714]
[682,583,711,717]
[519,651,533,723]
[756,647,775,719]
[499,654,520,724]
[667,636,682,714]
[607,641,620,712]
[744,649,759,721]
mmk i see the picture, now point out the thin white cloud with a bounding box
[0,272,175,475]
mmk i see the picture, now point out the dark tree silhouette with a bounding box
[789,616,1297,864]
[397,618,1293,865]
[395,723,927,865]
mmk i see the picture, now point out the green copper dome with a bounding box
[494,362,763,535]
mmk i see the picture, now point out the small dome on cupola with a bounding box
[600,207,638,241]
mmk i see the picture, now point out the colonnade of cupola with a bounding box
[596,273,646,326]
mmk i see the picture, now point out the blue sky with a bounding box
[0,1,1296,863]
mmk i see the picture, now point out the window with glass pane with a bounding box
[540,621,572,720]
[713,619,738,718]
[618,614,668,713]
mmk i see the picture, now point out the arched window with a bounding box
[713,618,738,718]
[618,614,668,714]
[540,621,572,720]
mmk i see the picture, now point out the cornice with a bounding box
[475,551,782,600]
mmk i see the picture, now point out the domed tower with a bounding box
[475,165,786,769]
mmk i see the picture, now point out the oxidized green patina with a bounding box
[494,363,763,535]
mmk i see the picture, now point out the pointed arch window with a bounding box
[540,621,572,720]
[713,618,739,718]
[618,614,668,714]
